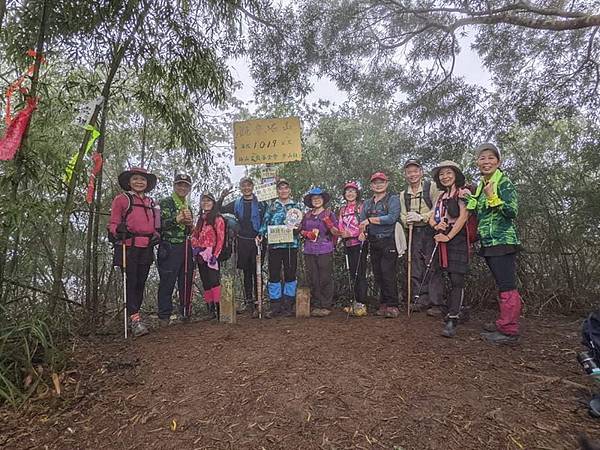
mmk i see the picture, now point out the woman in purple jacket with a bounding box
[300,187,341,317]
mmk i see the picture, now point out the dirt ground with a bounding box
[2,311,600,450]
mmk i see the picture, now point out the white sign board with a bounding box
[255,183,278,202]
[267,225,293,244]
[73,97,104,127]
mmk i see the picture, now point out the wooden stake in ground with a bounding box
[296,287,310,318]
[219,277,236,324]
[407,224,413,317]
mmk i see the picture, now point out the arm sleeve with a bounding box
[160,198,178,231]
[377,195,401,225]
[359,201,367,222]
[258,206,270,236]
[108,194,126,235]
[495,178,518,219]
[220,200,235,215]
[213,217,226,257]
[399,191,408,227]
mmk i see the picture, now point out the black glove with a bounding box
[116,223,131,240]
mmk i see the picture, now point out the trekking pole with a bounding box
[256,240,263,319]
[407,223,414,317]
[414,241,439,306]
[121,242,128,340]
[183,236,190,318]
[344,252,356,320]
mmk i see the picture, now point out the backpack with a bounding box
[107,192,157,244]
[464,184,479,245]
[582,311,600,362]
[403,180,433,212]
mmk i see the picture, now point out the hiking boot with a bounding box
[385,307,400,318]
[426,306,444,317]
[282,297,295,317]
[131,320,149,337]
[270,301,282,318]
[481,331,519,345]
[376,305,387,317]
[158,318,171,328]
[482,322,497,332]
[312,308,331,317]
[442,319,457,338]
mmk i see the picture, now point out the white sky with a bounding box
[225,34,491,184]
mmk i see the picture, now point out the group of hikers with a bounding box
[108,142,522,345]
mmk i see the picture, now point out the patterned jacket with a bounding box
[467,169,520,248]
[160,195,192,244]
[259,198,302,249]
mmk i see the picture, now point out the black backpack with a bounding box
[582,311,600,362]
[107,192,156,244]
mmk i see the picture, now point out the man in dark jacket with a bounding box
[157,174,194,326]
[220,177,266,317]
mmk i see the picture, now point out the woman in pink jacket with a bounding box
[191,192,226,320]
[338,181,368,309]
[108,167,160,337]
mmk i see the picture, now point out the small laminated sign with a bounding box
[254,182,278,202]
[267,225,293,244]
[73,97,104,127]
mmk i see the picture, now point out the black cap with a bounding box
[403,159,422,169]
[174,174,192,185]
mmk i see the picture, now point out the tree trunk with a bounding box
[0,0,6,35]
[90,98,109,327]
[49,0,150,314]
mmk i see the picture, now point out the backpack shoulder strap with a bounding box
[121,192,134,222]
[423,180,433,209]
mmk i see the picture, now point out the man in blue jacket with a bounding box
[359,172,401,318]
[220,177,266,317]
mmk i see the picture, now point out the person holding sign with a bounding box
[359,172,401,318]
[191,193,226,320]
[299,187,341,317]
[257,179,303,317]
[220,177,267,318]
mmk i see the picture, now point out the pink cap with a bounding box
[370,172,389,182]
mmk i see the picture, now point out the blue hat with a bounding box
[303,187,331,207]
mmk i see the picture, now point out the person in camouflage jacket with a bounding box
[467,143,522,344]
[156,174,194,325]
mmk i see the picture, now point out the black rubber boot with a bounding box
[270,300,282,318]
[282,296,295,317]
[442,318,457,338]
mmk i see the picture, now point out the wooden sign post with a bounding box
[219,277,236,324]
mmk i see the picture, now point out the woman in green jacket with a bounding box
[467,143,522,344]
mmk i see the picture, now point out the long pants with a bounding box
[114,245,153,316]
[485,252,521,335]
[267,247,298,301]
[408,226,443,307]
[198,260,221,304]
[305,253,334,309]
[485,253,517,292]
[345,243,368,303]
[237,237,258,303]
[157,241,193,319]
[369,236,399,307]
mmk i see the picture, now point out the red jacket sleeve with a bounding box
[213,217,226,257]
[108,194,128,235]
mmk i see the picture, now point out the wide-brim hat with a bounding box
[432,160,466,187]
[303,187,331,207]
[118,167,157,192]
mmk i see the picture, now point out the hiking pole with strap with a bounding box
[407,223,414,317]
[121,242,128,339]
[344,252,356,320]
[256,240,263,319]
[414,241,439,306]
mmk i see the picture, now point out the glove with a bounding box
[301,230,318,241]
[406,211,422,224]
[116,223,130,240]
[150,233,160,247]
[209,255,218,265]
[192,247,201,257]
[322,215,335,230]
